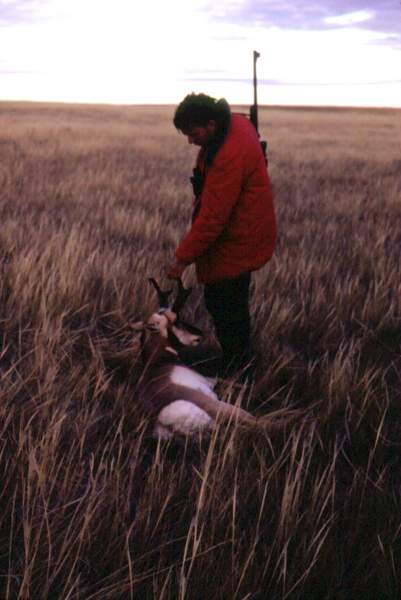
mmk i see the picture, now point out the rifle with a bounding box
[249,50,268,165]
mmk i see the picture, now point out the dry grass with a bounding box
[0,101,400,599]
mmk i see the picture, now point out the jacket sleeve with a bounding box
[176,148,243,264]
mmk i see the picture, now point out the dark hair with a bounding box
[173,93,231,135]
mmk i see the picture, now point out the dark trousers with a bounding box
[204,272,252,375]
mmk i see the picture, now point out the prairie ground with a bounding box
[0,101,400,599]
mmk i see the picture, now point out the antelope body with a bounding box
[134,279,257,440]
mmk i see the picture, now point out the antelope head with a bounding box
[132,278,203,362]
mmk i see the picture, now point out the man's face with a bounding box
[183,120,217,147]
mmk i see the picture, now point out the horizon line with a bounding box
[1,99,401,111]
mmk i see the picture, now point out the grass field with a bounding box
[0,101,400,599]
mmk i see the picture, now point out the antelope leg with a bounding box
[170,384,257,426]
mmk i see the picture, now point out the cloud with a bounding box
[0,0,53,26]
[0,67,36,74]
[211,0,401,37]
[324,10,375,26]
[0,0,26,26]
[184,76,401,87]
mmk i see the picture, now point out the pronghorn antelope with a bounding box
[132,278,259,440]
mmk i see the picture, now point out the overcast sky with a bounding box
[1,0,401,107]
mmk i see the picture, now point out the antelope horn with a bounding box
[148,278,173,309]
[172,278,192,315]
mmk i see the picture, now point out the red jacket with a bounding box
[176,114,277,284]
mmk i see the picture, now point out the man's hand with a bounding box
[166,261,187,280]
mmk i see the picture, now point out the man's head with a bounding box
[173,93,231,147]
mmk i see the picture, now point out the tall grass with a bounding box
[0,102,400,599]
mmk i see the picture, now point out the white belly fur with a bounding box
[170,366,219,400]
[154,400,214,438]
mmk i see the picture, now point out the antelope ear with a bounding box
[176,320,203,336]
[130,321,144,331]
[171,324,201,347]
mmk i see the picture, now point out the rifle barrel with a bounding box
[250,50,268,166]
[252,50,260,133]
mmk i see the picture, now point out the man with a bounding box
[167,93,276,377]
